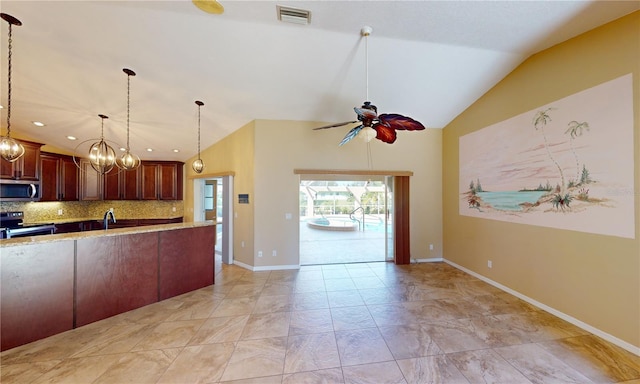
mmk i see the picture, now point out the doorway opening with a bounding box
[193,175,234,265]
[299,175,394,265]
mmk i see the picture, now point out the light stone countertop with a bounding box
[0,221,215,247]
[23,216,185,225]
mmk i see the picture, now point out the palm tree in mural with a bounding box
[565,120,590,186]
[533,107,566,192]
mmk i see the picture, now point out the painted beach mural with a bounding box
[459,74,635,239]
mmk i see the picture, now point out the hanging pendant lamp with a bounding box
[192,100,205,173]
[88,114,117,174]
[0,13,25,163]
[116,68,140,170]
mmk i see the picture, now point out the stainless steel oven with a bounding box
[0,211,55,239]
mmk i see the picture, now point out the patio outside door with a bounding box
[204,180,217,221]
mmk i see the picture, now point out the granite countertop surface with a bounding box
[24,216,184,225]
[0,221,215,247]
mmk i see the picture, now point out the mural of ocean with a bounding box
[477,191,548,211]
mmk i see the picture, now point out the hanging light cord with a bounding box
[365,32,369,102]
[6,21,13,137]
[126,73,131,150]
[364,30,373,170]
[197,104,201,159]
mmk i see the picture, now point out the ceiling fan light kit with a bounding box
[314,25,425,146]
[0,13,25,163]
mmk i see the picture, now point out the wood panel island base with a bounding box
[0,222,215,351]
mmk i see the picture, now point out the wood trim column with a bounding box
[394,176,411,264]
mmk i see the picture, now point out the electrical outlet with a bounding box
[272,250,277,257]
[241,241,245,248]
[488,260,493,268]
[258,251,263,258]
[429,244,434,251]
[172,206,176,212]
[57,209,63,216]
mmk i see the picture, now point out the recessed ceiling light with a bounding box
[146,148,153,152]
[172,149,179,153]
[32,121,45,127]
[66,135,77,141]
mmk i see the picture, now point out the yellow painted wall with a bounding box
[443,12,639,350]
[184,121,255,267]
[252,119,442,267]
[185,117,442,268]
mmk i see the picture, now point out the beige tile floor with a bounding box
[2,259,640,384]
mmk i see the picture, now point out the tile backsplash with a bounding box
[0,200,184,223]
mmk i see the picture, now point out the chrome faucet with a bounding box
[103,210,116,230]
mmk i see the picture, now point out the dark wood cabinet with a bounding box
[141,161,183,200]
[1,223,212,350]
[159,226,215,300]
[53,218,184,234]
[0,139,43,181]
[54,222,83,234]
[79,159,103,201]
[104,167,140,200]
[1,241,75,351]
[40,152,79,201]
[11,148,182,201]
[75,233,159,327]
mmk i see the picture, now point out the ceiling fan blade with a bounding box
[313,121,358,130]
[372,124,397,144]
[354,107,377,120]
[192,0,224,14]
[339,125,364,146]
[378,114,426,131]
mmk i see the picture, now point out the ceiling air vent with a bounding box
[277,5,311,25]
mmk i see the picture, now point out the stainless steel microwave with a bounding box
[0,180,40,201]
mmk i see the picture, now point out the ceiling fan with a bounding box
[192,0,224,14]
[314,26,425,146]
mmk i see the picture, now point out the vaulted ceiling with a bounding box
[1,1,638,162]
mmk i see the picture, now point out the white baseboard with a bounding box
[444,259,640,357]
[412,257,444,263]
[233,260,300,272]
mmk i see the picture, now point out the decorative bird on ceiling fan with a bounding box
[314,26,426,146]
[314,101,425,146]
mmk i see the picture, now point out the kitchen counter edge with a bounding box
[0,221,215,247]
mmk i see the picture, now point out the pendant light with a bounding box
[88,114,117,174]
[0,13,25,163]
[192,100,205,173]
[116,68,140,170]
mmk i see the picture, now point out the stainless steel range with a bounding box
[0,211,56,239]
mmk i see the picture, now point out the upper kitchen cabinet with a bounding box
[141,161,183,200]
[79,159,103,201]
[104,167,140,200]
[0,140,43,181]
[40,152,79,201]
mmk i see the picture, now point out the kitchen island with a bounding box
[0,221,216,351]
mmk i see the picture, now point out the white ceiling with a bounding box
[1,1,638,162]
